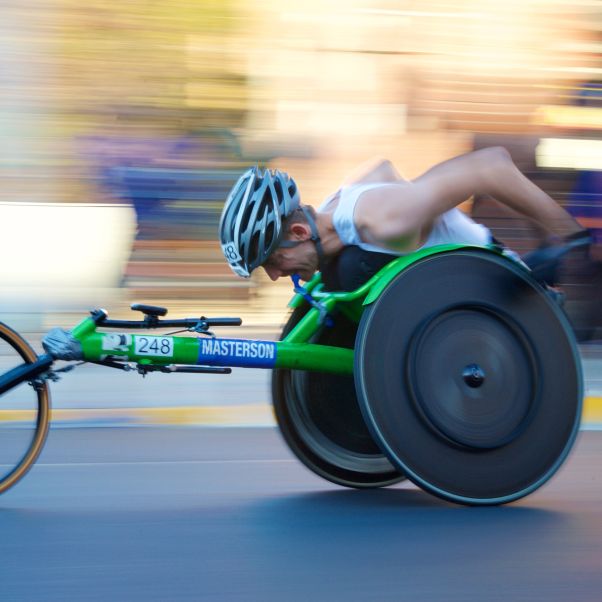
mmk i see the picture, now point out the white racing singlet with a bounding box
[319,182,492,255]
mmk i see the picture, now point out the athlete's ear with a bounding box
[289,222,311,241]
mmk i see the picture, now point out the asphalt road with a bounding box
[1,427,601,601]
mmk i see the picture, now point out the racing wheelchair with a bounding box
[0,244,583,505]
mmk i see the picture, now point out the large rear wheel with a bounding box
[355,250,582,505]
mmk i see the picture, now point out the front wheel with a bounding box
[0,322,50,494]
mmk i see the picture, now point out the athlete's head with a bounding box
[219,167,300,278]
[219,167,323,280]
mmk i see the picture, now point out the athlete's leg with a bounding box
[410,147,583,238]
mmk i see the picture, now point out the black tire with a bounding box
[355,250,583,505]
[0,321,50,494]
[272,303,405,488]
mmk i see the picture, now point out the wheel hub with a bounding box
[462,364,485,388]
[408,308,536,449]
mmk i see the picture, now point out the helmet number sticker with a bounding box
[222,242,242,263]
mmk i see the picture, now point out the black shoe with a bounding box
[563,228,594,250]
[522,229,594,286]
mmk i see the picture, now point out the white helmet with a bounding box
[219,167,300,277]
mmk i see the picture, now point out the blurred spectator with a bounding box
[79,128,258,241]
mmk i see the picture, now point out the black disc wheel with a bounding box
[355,250,583,505]
[272,304,405,488]
[0,321,50,494]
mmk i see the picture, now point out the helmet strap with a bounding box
[278,205,326,267]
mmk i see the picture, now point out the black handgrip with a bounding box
[203,317,242,327]
[131,303,168,317]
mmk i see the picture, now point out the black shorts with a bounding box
[320,246,399,292]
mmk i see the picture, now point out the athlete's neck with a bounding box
[315,211,344,258]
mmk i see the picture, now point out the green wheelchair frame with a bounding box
[0,244,583,505]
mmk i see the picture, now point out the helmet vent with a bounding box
[241,203,255,230]
[273,178,283,202]
[265,221,275,246]
[249,230,261,260]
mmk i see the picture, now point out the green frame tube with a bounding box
[74,329,355,374]
[70,244,505,376]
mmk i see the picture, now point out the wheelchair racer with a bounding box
[219,147,593,293]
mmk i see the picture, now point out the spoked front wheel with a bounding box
[0,322,50,494]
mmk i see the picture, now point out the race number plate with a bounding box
[134,335,174,357]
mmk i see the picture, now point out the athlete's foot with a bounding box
[564,228,593,246]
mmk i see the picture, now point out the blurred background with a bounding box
[0,0,601,336]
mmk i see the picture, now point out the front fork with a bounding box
[0,354,54,395]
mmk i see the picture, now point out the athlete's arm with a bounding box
[353,147,584,253]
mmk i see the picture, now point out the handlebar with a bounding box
[96,317,242,329]
[0,353,54,395]
[92,306,242,330]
